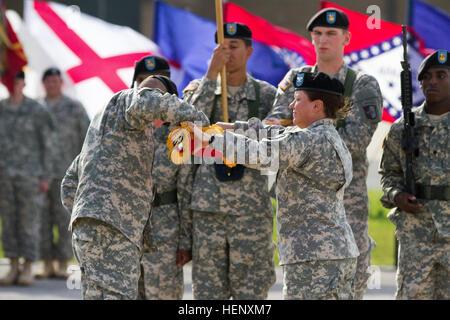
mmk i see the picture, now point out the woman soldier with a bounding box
[191,71,359,299]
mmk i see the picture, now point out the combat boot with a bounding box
[0,258,19,286]
[35,259,56,279]
[54,260,69,278]
[17,260,35,286]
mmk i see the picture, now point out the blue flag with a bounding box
[409,0,450,50]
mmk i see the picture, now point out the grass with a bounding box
[0,190,395,266]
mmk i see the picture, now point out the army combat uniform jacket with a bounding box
[60,88,208,249]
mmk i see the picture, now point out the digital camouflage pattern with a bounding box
[282,258,357,300]
[61,87,208,299]
[0,97,54,261]
[379,104,450,300]
[214,118,359,265]
[267,64,382,299]
[39,95,90,260]
[72,218,141,299]
[138,123,194,300]
[182,75,277,299]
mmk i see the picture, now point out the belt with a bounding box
[152,189,177,207]
[415,184,450,201]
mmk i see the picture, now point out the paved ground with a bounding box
[0,259,396,300]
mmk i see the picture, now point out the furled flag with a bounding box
[17,0,180,119]
[0,0,27,94]
[154,1,315,92]
[321,1,428,122]
[409,0,450,51]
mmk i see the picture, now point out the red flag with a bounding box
[0,3,27,94]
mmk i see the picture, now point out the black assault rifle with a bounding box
[400,25,419,196]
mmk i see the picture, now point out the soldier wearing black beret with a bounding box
[131,55,171,88]
[265,6,383,300]
[379,49,450,299]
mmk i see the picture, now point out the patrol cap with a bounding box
[294,72,344,96]
[131,55,171,88]
[15,70,25,79]
[306,8,349,31]
[42,67,61,81]
[417,50,450,81]
[215,23,252,43]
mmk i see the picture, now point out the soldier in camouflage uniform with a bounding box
[182,23,277,300]
[130,56,192,300]
[194,72,359,299]
[0,71,54,286]
[265,9,383,299]
[379,50,450,300]
[60,75,208,300]
[37,67,90,279]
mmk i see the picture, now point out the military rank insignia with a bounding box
[327,11,336,24]
[145,57,156,71]
[438,50,447,64]
[278,76,291,91]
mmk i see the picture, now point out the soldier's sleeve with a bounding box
[61,154,80,214]
[176,163,196,251]
[124,88,210,130]
[76,102,91,148]
[212,127,306,171]
[338,74,383,160]
[379,122,405,208]
[264,68,297,121]
[182,77,218,118]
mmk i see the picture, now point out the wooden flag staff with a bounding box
[215,0,229,122]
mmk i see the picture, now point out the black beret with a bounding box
[215,23,252,43]
[294,72,344,96]
[42,67,61,81]
[306,8,349,31]
[131,55,171,88]
[15,70,25,79]
[149,75,178,96]
[417,50,450,81]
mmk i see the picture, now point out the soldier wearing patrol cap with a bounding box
[0,70,55,286]
[181,22,277,299]
[265,7,383,300]
[379,50,450,299]
[193,71,360,299]
[37,67,90,279]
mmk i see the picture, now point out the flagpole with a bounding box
[215,0,229,122]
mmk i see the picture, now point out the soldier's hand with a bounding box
[39,180,50,194]
[206,44,230,81]
[176,249,192,267]
[215,122,234,131]
[394,192,422,213]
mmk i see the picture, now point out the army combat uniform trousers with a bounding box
[344,160,376,300]
[138,203,184,300]
[40,179,73,260]
[390,208,450,300]
[72,218,141,300]
[282,258,357,300]
[0,178,41,261]
[192,211,276,300]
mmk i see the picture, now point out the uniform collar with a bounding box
[313,63,348,82]
[414,103,450,128]
[214,72,257,100]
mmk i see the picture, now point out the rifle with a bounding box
[400,25,418,196]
